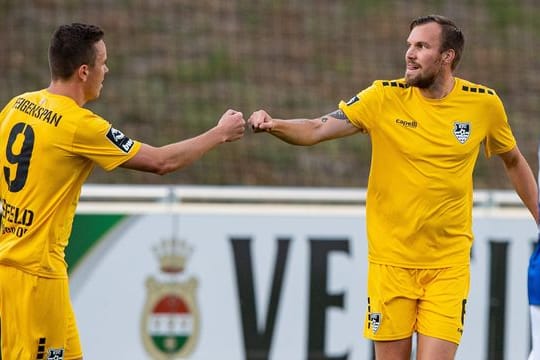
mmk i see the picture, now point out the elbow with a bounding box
[124,144,195,175]
[139,157,175,176]
[293,141,316,146]
[298,137,323,146]
[152,160,179,176]
[304,138,321,146]
[153,157,194,175]
[153,167,169,176]
[285,135,320,146]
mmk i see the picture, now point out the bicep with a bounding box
[497,146,520,168]
[120,143,161,172]
[314,109,363,141]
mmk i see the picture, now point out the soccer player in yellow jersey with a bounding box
[0,24,245,359]
[249,15,539,360]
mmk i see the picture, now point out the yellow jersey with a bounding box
[0,89,141,278]
[339,78,516,268]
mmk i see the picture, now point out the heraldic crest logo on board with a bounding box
[141,237,200,359]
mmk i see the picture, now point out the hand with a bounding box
[217,109,246,142]
[248,109,274,133]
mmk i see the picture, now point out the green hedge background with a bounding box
[1,0,539,188]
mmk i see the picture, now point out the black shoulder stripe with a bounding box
[461,85,495,95]
[382,81,409,88]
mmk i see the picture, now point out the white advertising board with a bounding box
[69,186,537,360]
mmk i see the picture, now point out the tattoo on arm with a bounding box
[328,109,348,120]
[321,109,350,124]
[320,109,351,125]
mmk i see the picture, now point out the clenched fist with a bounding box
[248,109,274,133]
[217,109,246,142]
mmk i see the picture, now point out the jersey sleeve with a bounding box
[483,94,516,158]
[338,81,383,132]
[72,112,142,171]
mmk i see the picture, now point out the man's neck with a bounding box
[419,74,456,99]
[47,80,86,107]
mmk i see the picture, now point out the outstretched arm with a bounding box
[121,109,245,175]
[499,146,539,223]
[248,109,362,146]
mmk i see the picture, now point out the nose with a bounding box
[405,46,415,60]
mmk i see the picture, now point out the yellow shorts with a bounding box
[364,262,469,344]
[0,265,82,359]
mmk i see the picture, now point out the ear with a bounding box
[442,49,455,65]
[77,65,89,81]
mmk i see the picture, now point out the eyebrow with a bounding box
[407,40,432,47]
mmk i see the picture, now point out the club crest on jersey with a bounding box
[369,313,382,334]
[453,122,471,144]
[106,127,135,153]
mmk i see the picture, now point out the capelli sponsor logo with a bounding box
[395,118,418,128]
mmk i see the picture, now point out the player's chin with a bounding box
[95,86,104,98]
[404,71,416,84]
[404,73,426,88]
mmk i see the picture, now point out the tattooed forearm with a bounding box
[322,109,350,123]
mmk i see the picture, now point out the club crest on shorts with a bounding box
[47,348,64,360]
[453,122,471,144]
[141,238,200,359]
[369,313,382,334]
